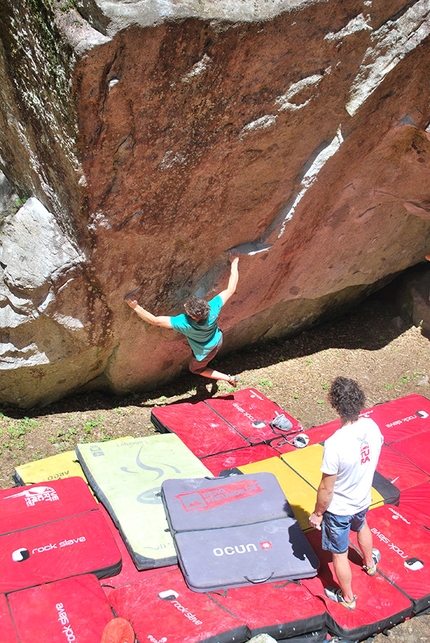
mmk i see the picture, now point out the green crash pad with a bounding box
[76,434,211,569]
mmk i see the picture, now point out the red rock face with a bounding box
[1,1,430,405]
[72,8,430,393]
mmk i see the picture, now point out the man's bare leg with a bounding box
[198,368,238,386]
[332,551,355,603]
[357,519,374,568]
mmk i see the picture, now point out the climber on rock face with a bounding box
[124,256,240,388]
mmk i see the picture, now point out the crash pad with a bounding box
[7,574,114,643]
[303,530,412,641]
[209,578,326,640]
[350,503,430,614]
[108,567,249,643]
[14,450,86,486]
[162,473,319,591]
[76,434,211,569]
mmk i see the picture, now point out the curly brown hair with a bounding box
[328,376,366,422]
[184,296,210,322]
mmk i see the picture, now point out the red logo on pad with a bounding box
[260,541,273,550]
[175,480,263,512]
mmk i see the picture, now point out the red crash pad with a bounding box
[209,578,326,640]
[151,400,249,456]
[302,530,412,641]
[152,388,302,458]
[0,477,97,534]
[205,387,303,444]
[0,593,18,643]
[376,445,430,492]
[200,444,280,475]
[391,431,430,476]
[364,394,430,444]
[399,480,430,529]
[350,504,430,613]
[7,574,113,643]
[0,509,121,593]
[109,567,249,643]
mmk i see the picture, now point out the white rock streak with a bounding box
[278,127,344,236]
[275,74,324,111]
[159,150,187,169]
[346,1,430,116]
[182,54,212,82]
[324,12,372,41]
[239,115,277,140]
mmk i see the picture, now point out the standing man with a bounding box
[124,257,239,387]
[308,376,383,610]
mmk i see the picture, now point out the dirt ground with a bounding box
[1,277,430,641]
[1,278,429,487]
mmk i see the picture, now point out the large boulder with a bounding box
[0,0,430,407]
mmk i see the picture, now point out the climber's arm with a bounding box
[218,257,239,305]
[124,296,173,328]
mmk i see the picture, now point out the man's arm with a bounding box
[218,257,239,305]
[124,296,173,329]
[308,472,337,529]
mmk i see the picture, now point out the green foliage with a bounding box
[0,416,38,455]
[259,378,273,388]
[83,413,104,434]
[50,427,77,444]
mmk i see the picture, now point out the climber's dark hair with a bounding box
[328,376,366,422]
[184,296,210,322]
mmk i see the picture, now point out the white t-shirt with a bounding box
[321,416,383,516]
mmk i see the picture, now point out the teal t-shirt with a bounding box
[170,295,223,361]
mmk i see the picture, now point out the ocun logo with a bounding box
[4,486,59,507]
[213,541,272,556]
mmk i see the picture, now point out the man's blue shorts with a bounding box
[321,508,368,554]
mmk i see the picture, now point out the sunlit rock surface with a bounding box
[0,0,430,406]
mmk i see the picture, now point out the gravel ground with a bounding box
[1,278,429,641]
